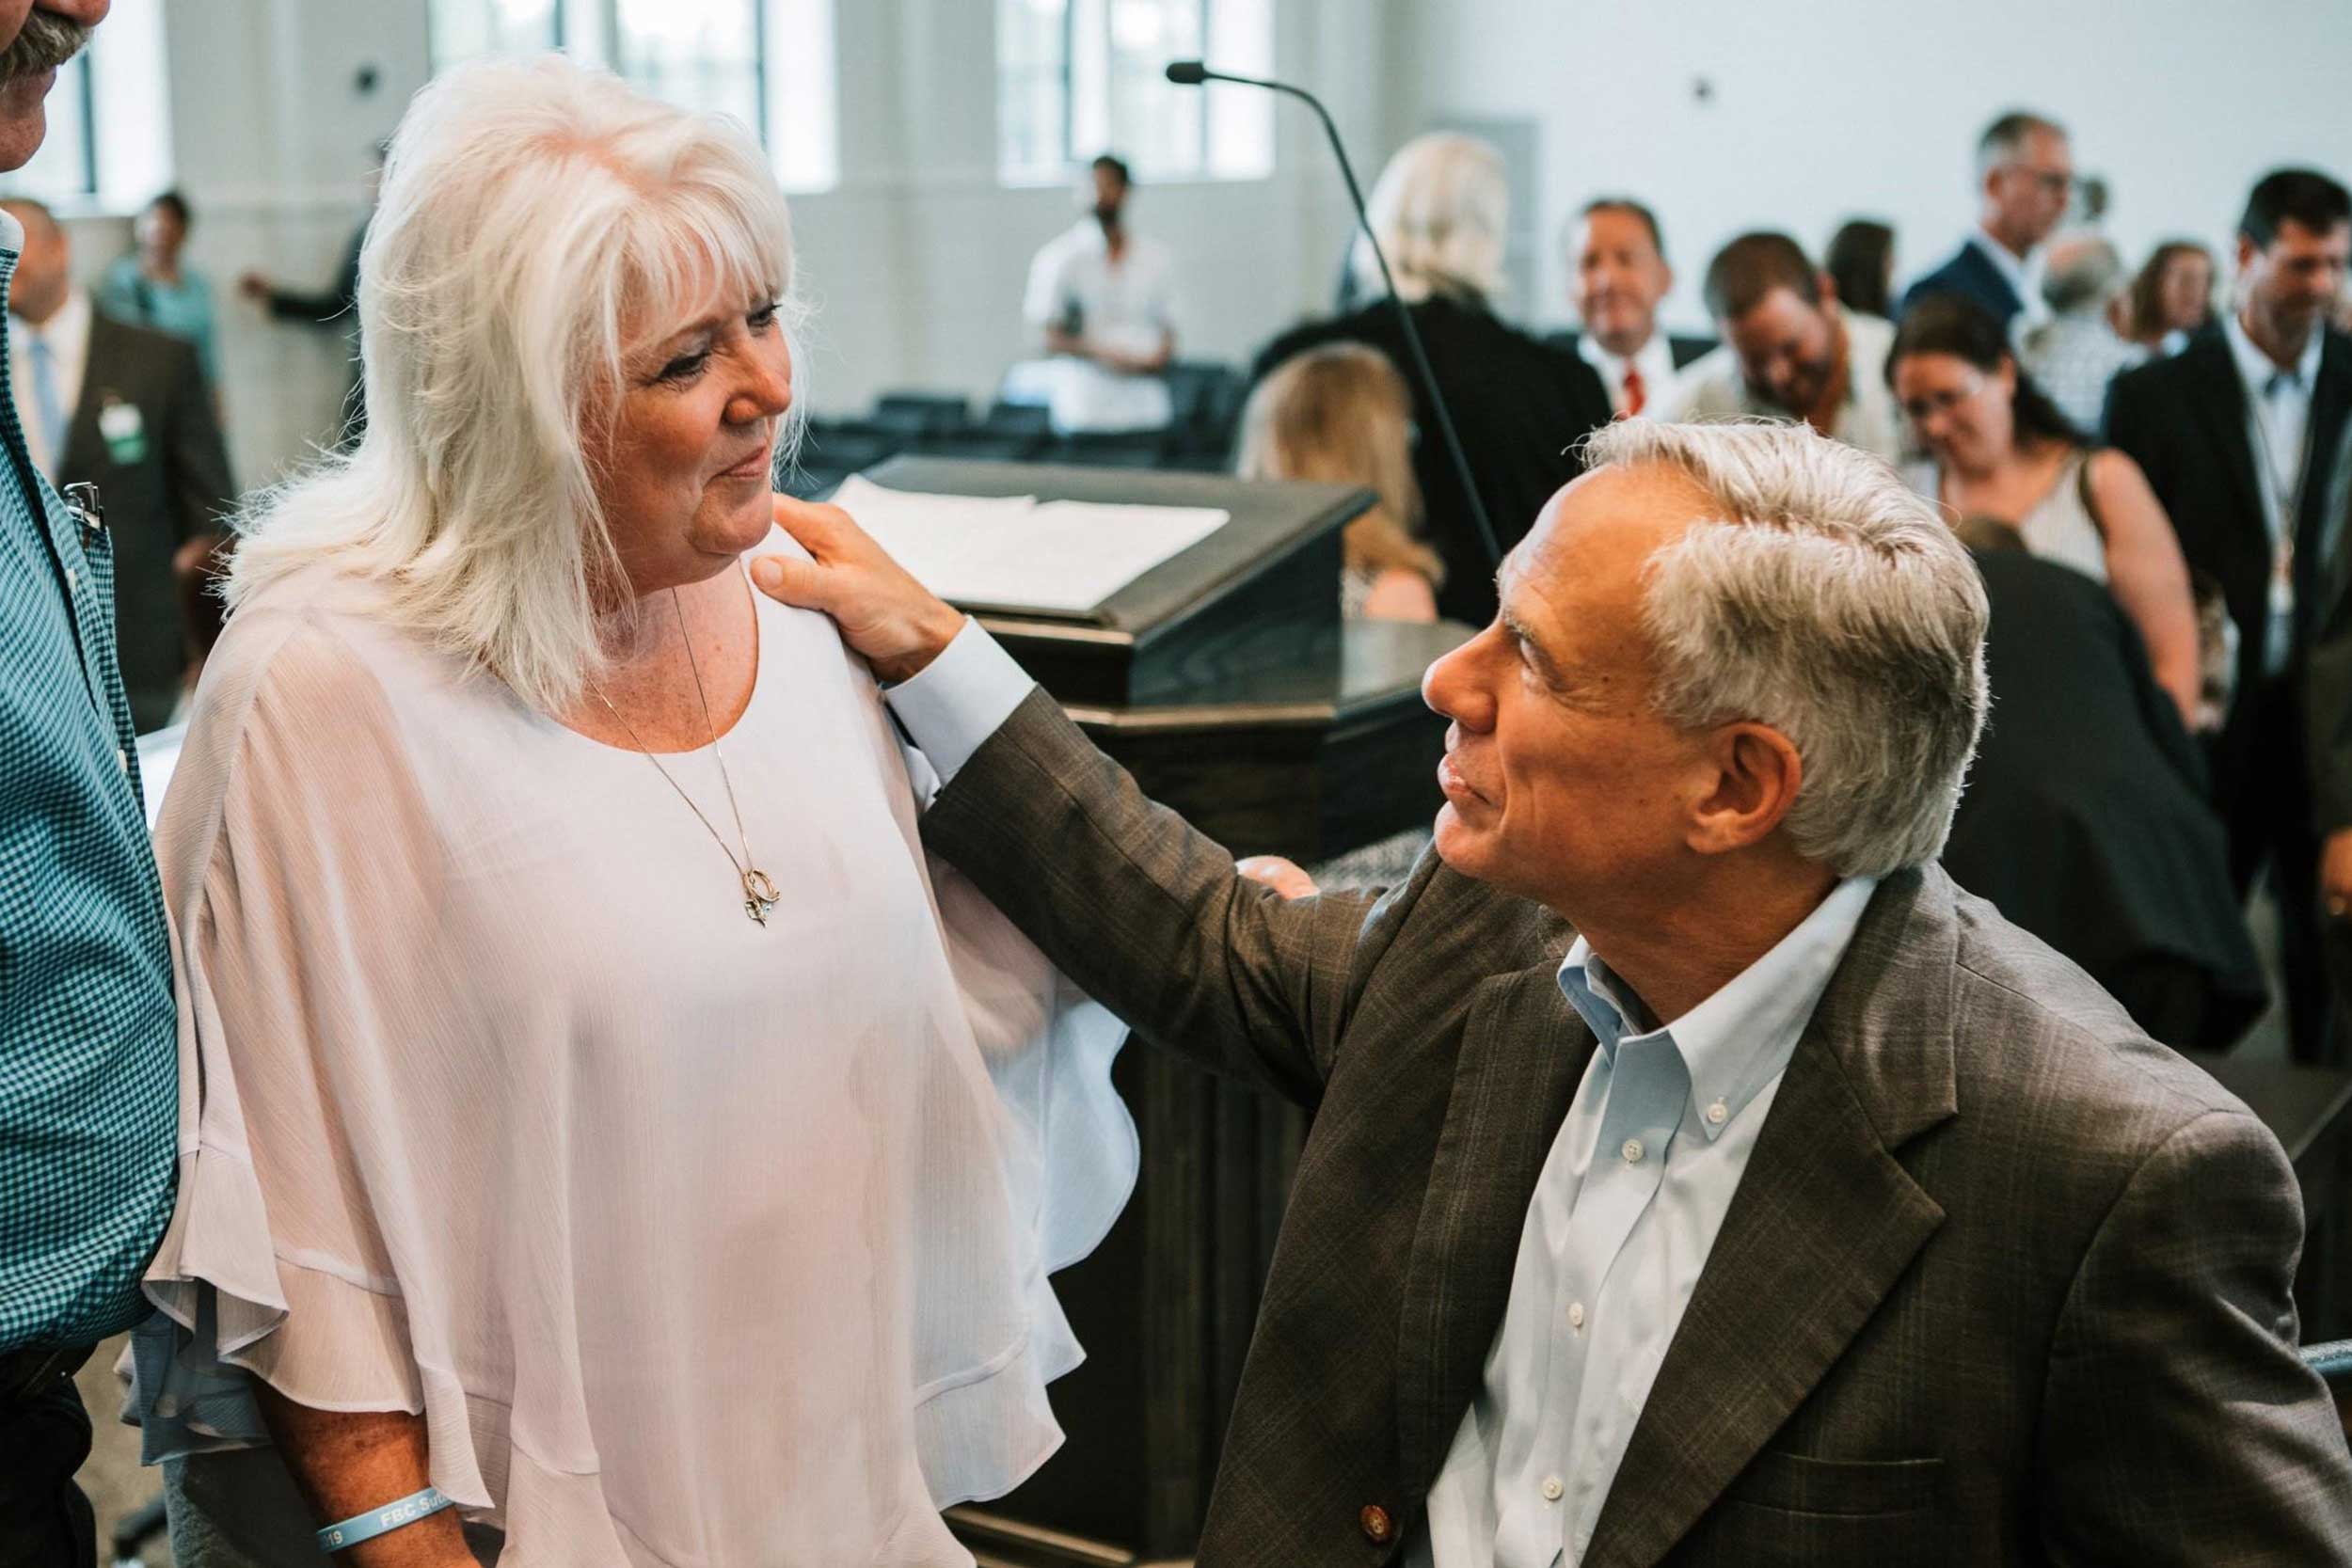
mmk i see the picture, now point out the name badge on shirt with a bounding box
[97,398,146,465]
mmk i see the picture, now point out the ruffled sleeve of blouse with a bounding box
[132,606,492,1508]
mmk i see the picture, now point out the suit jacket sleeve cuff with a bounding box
[882,618,1037,785]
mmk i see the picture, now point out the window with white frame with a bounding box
[997,0,1274,187]
[428,0,838,194]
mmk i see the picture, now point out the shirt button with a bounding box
[117,748,128,774]
[1567,1300,1586,1331]
[1359,1503,1393,1544]
[64,564,77,592]
[1706,1099,1728,1126]
[1621,1137,1645,1164]
[1541,1475,1565,1502]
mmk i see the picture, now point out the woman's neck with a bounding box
[141,252,182,285]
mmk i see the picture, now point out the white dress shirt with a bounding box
[1968,229,2047,332]
[882,621,1883,1568]
[8,285,90,477]
[1012,219,1178,434]
[1575,330,1677,420]
[2223,309,2326,676]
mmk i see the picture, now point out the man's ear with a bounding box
[1686,722,1804,857]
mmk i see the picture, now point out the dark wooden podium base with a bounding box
[946,619,1470,1564]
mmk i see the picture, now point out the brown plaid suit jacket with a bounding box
[923,689,2352,1566]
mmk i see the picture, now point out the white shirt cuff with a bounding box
[882,618,1038,785]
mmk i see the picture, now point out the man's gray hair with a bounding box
[2042,233,2123,314]
[1581,420,1990,879]
[1976,110,2066,179]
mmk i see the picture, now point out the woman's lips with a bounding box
[717,449,771,481]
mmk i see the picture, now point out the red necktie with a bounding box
[1620,362,1646,418]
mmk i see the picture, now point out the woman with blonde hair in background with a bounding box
[1237,342,1442,622]
[128,55,1133,1568]
[1251,131,1611,627]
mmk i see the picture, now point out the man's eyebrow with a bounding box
[1499,603,1561,680]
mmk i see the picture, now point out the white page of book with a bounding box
[828,474,1229,614]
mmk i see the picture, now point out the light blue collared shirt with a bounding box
[1410,874,1879,1568]
[885,620,1883,1568]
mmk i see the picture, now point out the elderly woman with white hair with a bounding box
[128,56,1134,1568]
[1252,130,1613,627]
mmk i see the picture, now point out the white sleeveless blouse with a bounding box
[132,535,1136,1566]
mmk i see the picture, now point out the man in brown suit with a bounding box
[755,420,2352,1565]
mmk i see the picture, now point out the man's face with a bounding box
[2239,218,2352,346]
[1722,287,1838,416]
[1574,207,1673,358]
[3,202,68,319]
[1420,466,1726,917]
[0,3,105,174]
[1984,127,2074,252]
[1086,165,1127,225]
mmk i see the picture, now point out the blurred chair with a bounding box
[869,391,971,439]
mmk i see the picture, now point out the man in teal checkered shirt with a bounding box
[0,5,182,1562]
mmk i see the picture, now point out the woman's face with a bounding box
[2160,252,2213,333]
[591,285,792,600]
[1892,350,2014,471]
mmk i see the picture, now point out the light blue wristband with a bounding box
[315,1485,453,1553]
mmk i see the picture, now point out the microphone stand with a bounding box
[1167,62,1502,570]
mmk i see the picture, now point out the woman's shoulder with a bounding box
[209,568,481,733]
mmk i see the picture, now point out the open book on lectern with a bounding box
[828,473,1231,619]
[823,457,1371,710]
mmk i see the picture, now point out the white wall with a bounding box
[144,0,1386,488]
[1384,0,2352,337]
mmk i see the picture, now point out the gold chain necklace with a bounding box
[591,588,781,927]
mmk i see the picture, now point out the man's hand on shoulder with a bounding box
[753,494,966,684]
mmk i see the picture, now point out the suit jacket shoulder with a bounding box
[1902,243,2023,325]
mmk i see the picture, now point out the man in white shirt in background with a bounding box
[1901,110,2074,335]
[2021,231,2148,436]
[1009,153,1179,434]
[1551,198,1714,420]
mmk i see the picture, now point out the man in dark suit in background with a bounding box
[1902,110,2074,333]
[3,197,234,731]
[2106,167,2352,1064]
[1548,198,1714,418]
[761,420,2352,1566]
[2305,417,2352,1043]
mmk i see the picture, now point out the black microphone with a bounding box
[1164,59,1500,570]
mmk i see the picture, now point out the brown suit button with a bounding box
[1359,1503,1393,1544]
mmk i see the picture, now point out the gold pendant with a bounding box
[741,867,781,927]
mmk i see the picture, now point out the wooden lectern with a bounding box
[850,460,1470,1562]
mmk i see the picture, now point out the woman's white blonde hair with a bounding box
[1347,131,1509,306]
[227,54,803,716]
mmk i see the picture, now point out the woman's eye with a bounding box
[748,302,780,331]
[659,351,710,383]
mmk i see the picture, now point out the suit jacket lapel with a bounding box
[1393,958,1593,1502]
[1581,868,1963,1568]
[60,314,119,479]
[2182,331,2267,544]
[2298,332,2352,575]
